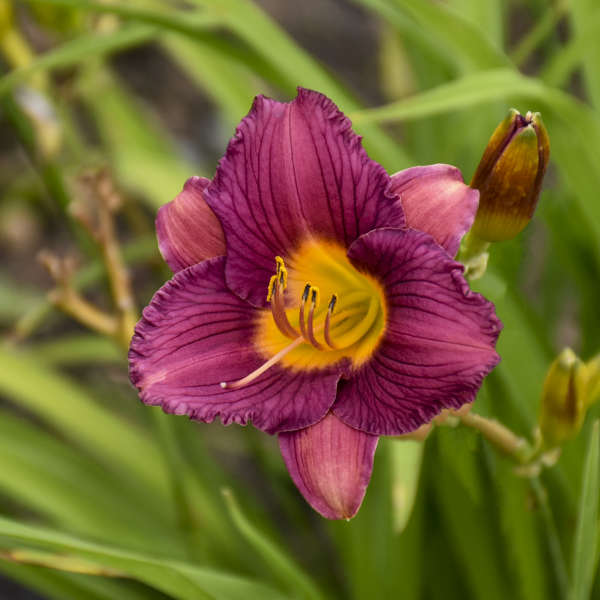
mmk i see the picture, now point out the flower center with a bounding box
[221,240,386,389]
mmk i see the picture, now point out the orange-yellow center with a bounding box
[255,239,387,372]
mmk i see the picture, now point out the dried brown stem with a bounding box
[71,169,138,348]
[38,250,119,338]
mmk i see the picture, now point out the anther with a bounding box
[266,275,278,302]
[299,282,310,339]
[324,293,338,349]
[302,283,311,303]
[310,287,320,308]
[268,258,299,338]
[328,293,338,313]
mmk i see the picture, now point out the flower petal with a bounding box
[390,164,478,256]
[129,257,343,434]
[333,228,502,436]
[156,176,226,272]
[205,87,405,306]
[278,412,378,520]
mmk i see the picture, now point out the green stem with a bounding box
[459,411,532,463]
[457,230,490,281]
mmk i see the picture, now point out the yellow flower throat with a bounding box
[221,240,387,390]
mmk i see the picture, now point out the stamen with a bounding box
[270,280,299,338]
[324,294,338,349]
[279,266,288,290]
[275,256,285,273]
[266,275,278,302]
[306,287,323,350]
[298,282,310,339]
[220,336,304,390]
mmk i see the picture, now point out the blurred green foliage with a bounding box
[1,0,600,598]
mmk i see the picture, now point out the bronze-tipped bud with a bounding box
[470,109,550,242]
[539,348,588,448]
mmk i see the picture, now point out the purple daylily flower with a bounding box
[129,89,502,520]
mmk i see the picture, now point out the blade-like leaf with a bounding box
[389,439,423,534]
[352,68,600,263]
[222,489,323,600]
[0,410,181,554]
[0,25,157,98]
[76,63,196,209]
[0,560,164,600]
[186,0,411,172]
[570,421,600,600]
[0,345,171,503]
[386,0,510,70]
[568,0,600,109]
[0,517,288,600]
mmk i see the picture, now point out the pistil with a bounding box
[220,336,304,390]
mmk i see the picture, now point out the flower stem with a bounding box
[458,230,490,281]
[458,411,531,463]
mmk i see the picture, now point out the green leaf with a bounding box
[0,410,181,554]
[431,430,512,600]
[76,63,196,209]
[31,335,123,365]
[0,517,288,600]
[186,0,411,172]
[222,489,323,600]
[567,0,600,109]
[0,561,163,600]
[162,33,263,130]
[386,0,510,71]
[494,460,550,600]
[569,421,600,600]
[0,25,157,98]
[541,11,600,88]
[24,0,222,37]
[389,439,423,533]
[352,68,600,264]
[0,345,171,504]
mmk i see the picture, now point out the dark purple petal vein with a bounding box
[332,228,502,436]
[204,87,405,307]
[128,257,343,434]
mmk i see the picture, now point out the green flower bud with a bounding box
[586,354,600,407]
[470,109,550,242]
[539,348,588,448]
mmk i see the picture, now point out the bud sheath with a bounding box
[470,109,550,242]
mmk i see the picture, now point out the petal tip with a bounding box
[279,413,378,520]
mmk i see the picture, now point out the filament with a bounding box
[306,288,323,350]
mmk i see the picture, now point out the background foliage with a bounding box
[1,0,600,598]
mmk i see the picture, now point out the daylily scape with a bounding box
[129,88,502,520]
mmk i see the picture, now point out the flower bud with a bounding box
[539,348,588,448]
[470,109,550,242]
[586,354,600,407]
